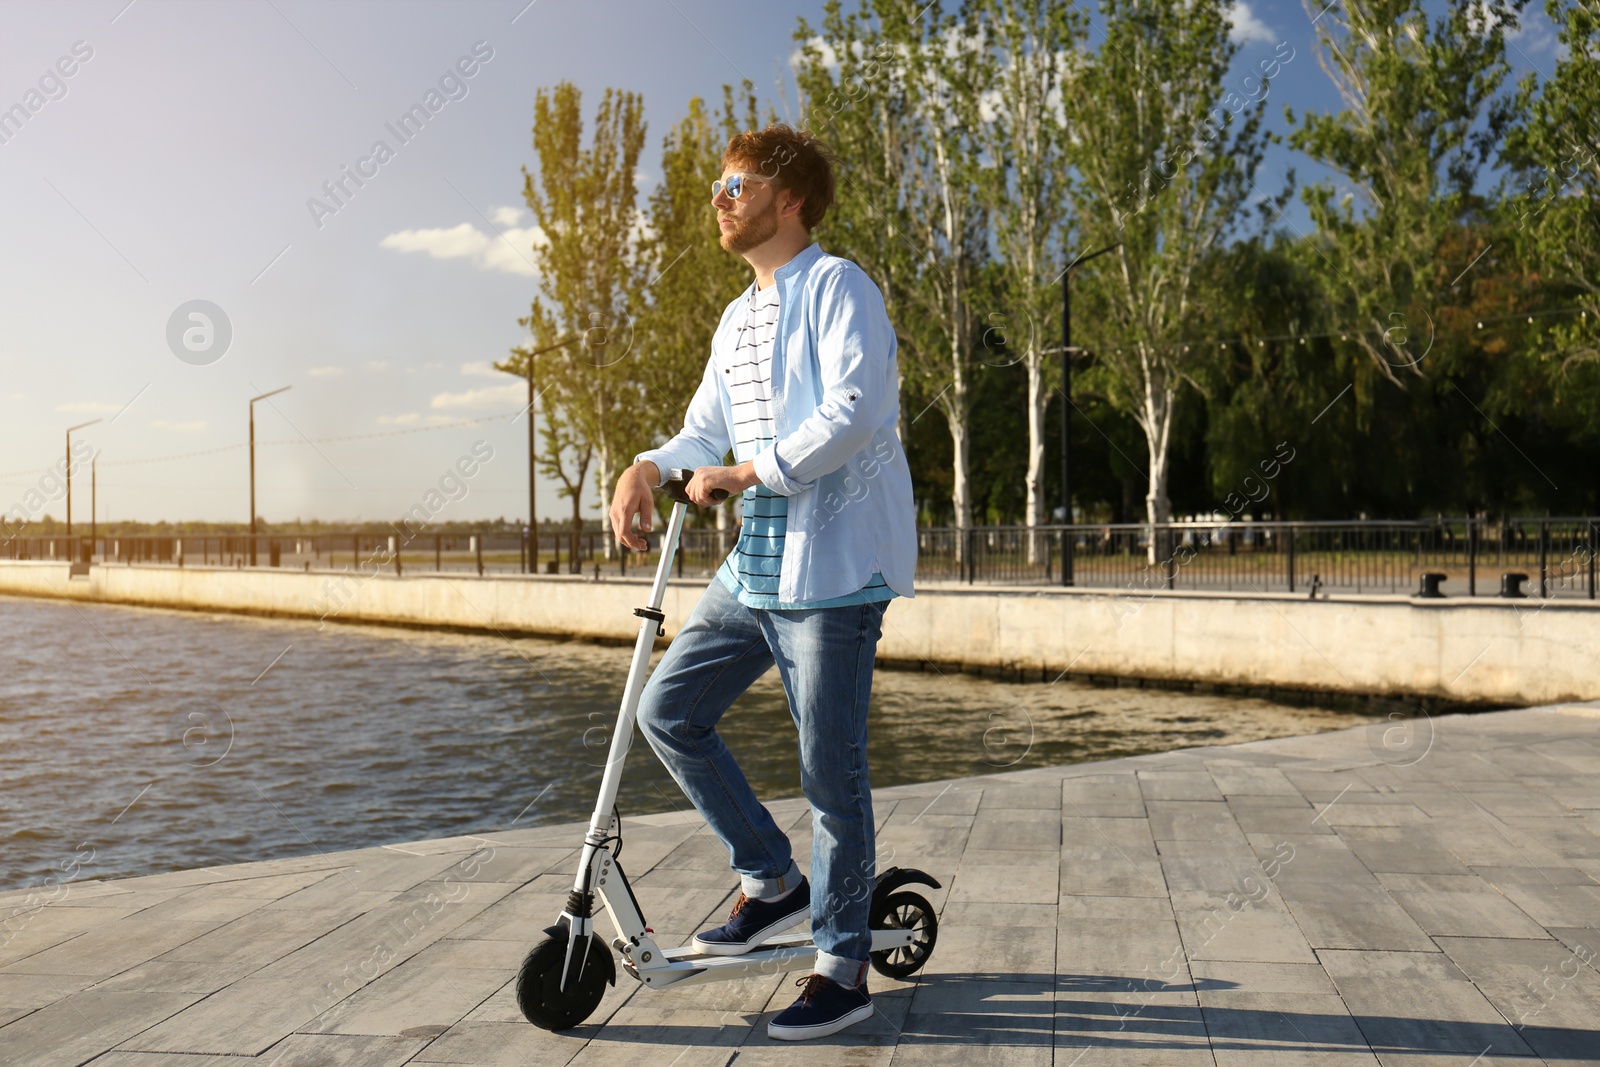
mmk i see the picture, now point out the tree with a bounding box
[1288,0,1526,383]
[499,83,647,569]
[1068,0,1281,547]
[796,0,991,542]
[635,85,763,535]
[970,0,1088,557]
[1503,0,1600,367]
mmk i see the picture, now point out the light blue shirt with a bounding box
[637,242,917,605]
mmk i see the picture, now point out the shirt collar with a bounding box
[772,242,824,283]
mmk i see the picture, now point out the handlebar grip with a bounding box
[664,468,730,506]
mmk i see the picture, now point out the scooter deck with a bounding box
[620,929,914,989]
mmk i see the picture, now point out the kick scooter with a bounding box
[516,468,940,1031]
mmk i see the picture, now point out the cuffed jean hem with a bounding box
[815,951,870,989]
[741,859,802,901]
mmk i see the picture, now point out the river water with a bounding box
[1,594,1404,893]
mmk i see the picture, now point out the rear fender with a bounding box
[872,866,941,899]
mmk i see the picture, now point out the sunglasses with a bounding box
[710,172,772,201]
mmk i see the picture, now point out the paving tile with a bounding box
[1494,882,1600,927]
[1157,842,1276,894]
[0,989,202,1066]
[1170,892,1315,964]
[947,862,1058,905]
[903,977,1054,1049]
[1198,990,1374,1060]
[1187,961,1336,995]
[1329,828,1473,877]
[1,920,219,978]
[407,1019,588,1065]
[1278,881,1436,952]
[1388,891,1550,939]
[253,1033,432,1066]
[1205,764,1303,797]
[1333,976,1539,1059]
[1433,933,1600,1052]
[977,785,1061,811]
[1062,774,1147,819]
[1139,772,1225,803]
[936,901,1055,929]
[1064,815,1161,851]
[80,1053,244,1066]
[115,977,342,1055]
[965,815,1061,851]
[1060,846,1168,898]
[0,905,144,968]
[1147,802,1248,844]
[1469,865,1598,886]
[88,959,257,994]
[1227,803,1337,837]
[1249,837,1376,887]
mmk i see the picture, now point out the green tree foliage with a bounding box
[969,0,1088,553]
[1068,0,1281,539]
[1287,0,1525,382]
[795,0,991,540]
[1504,0,1600,368]
[498,83,647,563]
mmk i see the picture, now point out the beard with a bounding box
[719,196,781,255]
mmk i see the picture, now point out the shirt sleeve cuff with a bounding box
[634,450,673,487]
[752,447,810,496]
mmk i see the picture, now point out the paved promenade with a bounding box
[3,704,1598,1066]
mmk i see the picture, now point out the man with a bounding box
[608,124,915,1041]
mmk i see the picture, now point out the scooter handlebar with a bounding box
[663,468,730,506]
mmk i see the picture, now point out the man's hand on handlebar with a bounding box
[610,461,659,552]
[687,463,759,507]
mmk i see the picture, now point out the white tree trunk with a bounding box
[1139,357,1175,565]
[1024,349,1047,565]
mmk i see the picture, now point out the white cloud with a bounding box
[425,415,460,426]
[1508,10,1558,54]
[429,382,523,411]
[460,360,503,377]
[151,419,206,432]
[491,205,525,227]
[364,360,391,371]
[54,401,121,414]
[379,222,542,277]
[308,366,344,378]
[1227,2,1275,45]
[378,413,420,425]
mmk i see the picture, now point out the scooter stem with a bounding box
[582,499,689,843]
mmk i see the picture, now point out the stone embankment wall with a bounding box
[1,561,1595,705]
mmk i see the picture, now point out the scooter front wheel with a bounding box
[869,890,938,979]
[517,929,613,1030]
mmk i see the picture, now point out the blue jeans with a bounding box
[637,578,888,987]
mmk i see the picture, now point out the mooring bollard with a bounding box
[1416,572,1447,598]
[1499,572,1529,598]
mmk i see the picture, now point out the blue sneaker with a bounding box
[691,877,810,956]
[768,973,874,1040]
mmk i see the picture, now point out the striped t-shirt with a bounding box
[716,281,894,610]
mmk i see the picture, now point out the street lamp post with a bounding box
[91,451,98,558]
[65,419,101,553]
[249,386,292,566]
[1059,242,1119,587]
[505,337,579,574]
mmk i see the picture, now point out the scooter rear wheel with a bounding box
[517,930,611,1030]
[869,890,938,979]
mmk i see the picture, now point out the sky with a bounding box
[0,0,1564,527]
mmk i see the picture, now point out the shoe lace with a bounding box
[728,893,749,918]
[793,973,829,1006]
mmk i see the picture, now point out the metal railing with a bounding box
[4,517,1596,599]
